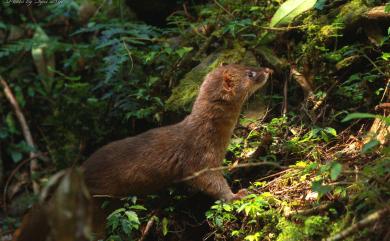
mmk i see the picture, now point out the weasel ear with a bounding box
[220,62,228,67]
[222,70,234,92]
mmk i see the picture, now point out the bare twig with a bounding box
[92,194,125,199]
[290,66,313,96]
[193,35,216,60]
[361,53,387,77]
[178,162,286,182]
[138,215,156,241]
[258,25,307,31]
[122,40,134,73]
[0,75,40,194]
[375,102,390,111]
[182,3,195,21]
[282,75,288,116]
[2,154,44,213]
[284,202,334,218]
[364,6,390,19]
[213,0,234,18]
[256,169,291,182]
[326,207,390,241]
[380,78,390,103]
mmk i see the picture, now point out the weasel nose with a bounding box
[263,68,273,75]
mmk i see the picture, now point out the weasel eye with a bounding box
[220,62,228,66]
[247,71,256,78]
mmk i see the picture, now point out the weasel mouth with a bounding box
[257,67,273,83]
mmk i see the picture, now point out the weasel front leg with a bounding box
[186,171,246,201]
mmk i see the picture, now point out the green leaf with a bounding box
[324,127,337,137]
[31,26,55,80]
[330,162,342,181]
[10,151,22,163]
[130,205,147,211]
[270,0,317,27]
[107,208,125,219]
[176,47,193,58]
[381,52,390,61]
[222,204,233,212]
[107,215,120,230]
[121,219,132,235]
[385,3,390,13]
[162,217,169,236]
[250,6,261,11]
[341,113,377,122]
[245,232,261,241]
[320,131,329,142]
[0,129,8,139]
[0,22,6,30]
[106,235,122,241]
[5,113,17,133]
[312,180,332,196]
[125,211,140,225]
[362,140,380,154]
[314,0,327,10]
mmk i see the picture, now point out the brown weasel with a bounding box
[12,64,272,241]
[83,64,272,201]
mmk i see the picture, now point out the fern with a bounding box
[102,42,128,83]
[46,0,80,21]
[0,39,35,58]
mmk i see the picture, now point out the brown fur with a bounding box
[12,64,272,241]
[83,64,272,201]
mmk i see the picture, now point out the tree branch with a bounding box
[364,6,390,20]
[326,207,390,241]
[178,162,286,182]
[0,75,40,193]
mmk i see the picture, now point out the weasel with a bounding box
[83,64,273,201]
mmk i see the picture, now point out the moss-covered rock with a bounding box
[335,0,368,25]
[165,45,259,112]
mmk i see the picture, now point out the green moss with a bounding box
[304,215,330,237]
[165,45,258,111]
[276,217,304,241]
[335,0,368,25]
[165,53,219,112]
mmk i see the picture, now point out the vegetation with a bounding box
[0,0,389,240]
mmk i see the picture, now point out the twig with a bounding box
[282,75,288,116]
[258,25,307,31]
[193,35,216,60]
[248,132,273,160]
[92,0,107,18]
[122,40,134,74]
[213,0,234,18]
[361,53,387,77]
[256,169,291,182]
[380,78,390,103]
[290,66,313,96]
[2,154,44,213]
[92,194,125,199]
[325,207,390,241]
[363,6,390,19]
[178,162,286,182]
[0,75,40,194]
[312,79,339,112]
[182,3,195,21]
[375,102,390,111]
[284,202,334,218]
[138,215,156,241]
